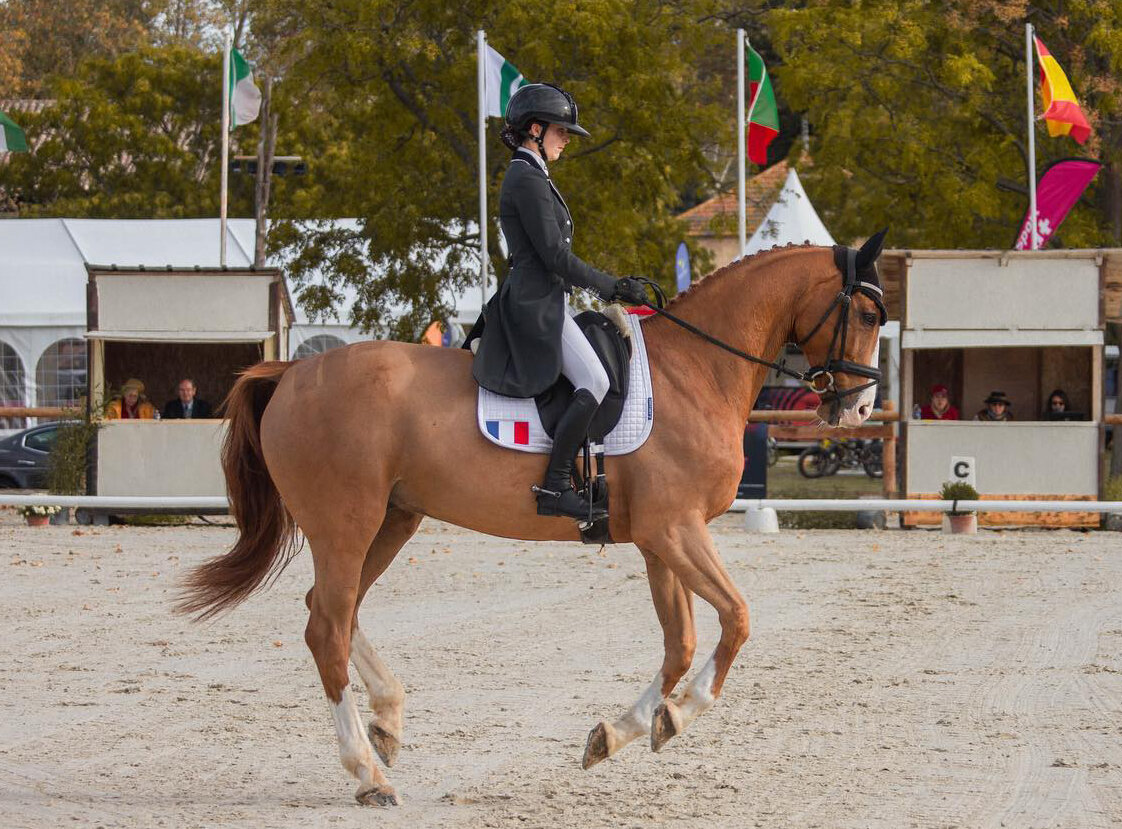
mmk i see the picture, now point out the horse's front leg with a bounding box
[582,551,696,769]
[637,517,750,752]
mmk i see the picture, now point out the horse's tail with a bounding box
[177,361,299,621]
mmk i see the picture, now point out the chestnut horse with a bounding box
[179,238,886,805]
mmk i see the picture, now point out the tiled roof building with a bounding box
[677,161,789,269]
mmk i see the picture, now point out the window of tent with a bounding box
[294,334,348,360]
[0,340,27,429]
[36,338,87,409]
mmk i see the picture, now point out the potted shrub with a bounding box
[940,480,979,534]
[46,409,99,526]
[19,504,60,527]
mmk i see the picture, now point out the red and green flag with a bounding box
[0,111,28,153]
[746,44,779,165]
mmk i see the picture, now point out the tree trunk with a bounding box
[1107,160,1122,247]
[254,76,278,268]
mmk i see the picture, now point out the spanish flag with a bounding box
[1033,37,1091,144]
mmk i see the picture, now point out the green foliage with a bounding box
[0,0,151,97]
[940,480,980,512]
[1103,474,1122,502]
[767,0,1122,248]
[6,45,261,219]
[46,413,100,496]
[261,0,732,339]
[15,0,1122,339]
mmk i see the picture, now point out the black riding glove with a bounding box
[610,277,649,306]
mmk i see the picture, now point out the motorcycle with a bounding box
[797,438,883,479]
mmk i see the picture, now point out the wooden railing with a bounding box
[749,408,899,497]
[0,407,69,418]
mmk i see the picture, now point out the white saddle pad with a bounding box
[477,313,654,455]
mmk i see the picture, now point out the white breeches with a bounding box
[560,312,610,403]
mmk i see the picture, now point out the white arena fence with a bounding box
[731,498,1122,513]
[0,495,228,510]
[1,494,1122,516]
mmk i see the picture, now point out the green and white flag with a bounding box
[484,45,527,118]
[0,111,28,153]
[228,48,262,129]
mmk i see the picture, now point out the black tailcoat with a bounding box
[472,148,616,398]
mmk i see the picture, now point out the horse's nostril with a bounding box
[858,404,871,417]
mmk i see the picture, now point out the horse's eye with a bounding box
[860,312,878,327]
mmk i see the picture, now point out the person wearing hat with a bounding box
[105,378,157,419]
[470,83,648,521]
[920,383,959,420]
[975,390,1014,422]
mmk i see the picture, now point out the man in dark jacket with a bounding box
[162,378,213,419]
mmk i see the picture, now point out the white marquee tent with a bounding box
[0,218,488,422]
[744,168,836,255]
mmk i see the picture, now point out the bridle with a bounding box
[633,245,888,418]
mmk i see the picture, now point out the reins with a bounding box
[630,248,887,411]
[633,282,807,384]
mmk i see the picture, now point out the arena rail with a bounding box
[1,494,1120,517]
[0,495,228,510]
[730,499,1122,513]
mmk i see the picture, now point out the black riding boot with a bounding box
[535,389,607,520]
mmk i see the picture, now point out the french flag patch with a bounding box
[485,419,530,445]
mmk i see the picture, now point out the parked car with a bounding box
[0,422,71,488]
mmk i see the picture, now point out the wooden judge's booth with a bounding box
[86,265,292,499]
[880,249,1122,527]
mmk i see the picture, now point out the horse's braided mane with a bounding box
[665,242,820,310]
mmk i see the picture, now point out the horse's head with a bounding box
[792,230,888,427]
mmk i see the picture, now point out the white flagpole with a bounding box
[737,29,746,257]
[1025,22,1038,251]
[220,33,231,267]
[477,30,489,308]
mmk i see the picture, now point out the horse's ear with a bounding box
[856,228,888,269]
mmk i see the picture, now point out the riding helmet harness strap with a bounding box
[634,245,886,406]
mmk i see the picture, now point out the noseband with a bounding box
[796,246,888,410]
[633,246,887,416]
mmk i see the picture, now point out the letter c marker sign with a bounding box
[950,456,976,487]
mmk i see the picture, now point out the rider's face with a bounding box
[530,123,571,162]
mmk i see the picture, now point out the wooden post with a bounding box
[881,400,897,497]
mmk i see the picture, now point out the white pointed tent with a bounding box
[744,168,835,255]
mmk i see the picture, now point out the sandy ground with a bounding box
[2,508,1122,828]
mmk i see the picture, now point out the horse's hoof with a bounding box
[355,783,399,807]
[581,721,613,770]
[650,702,682,753]
[368,722,401,767]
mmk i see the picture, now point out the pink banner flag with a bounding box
[1015,158,1103,250]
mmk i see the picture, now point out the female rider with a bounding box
[471,83,647,520]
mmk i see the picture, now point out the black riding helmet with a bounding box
[505,83,590,138]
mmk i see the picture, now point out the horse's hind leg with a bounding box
[350,507,423,768]
[637,518,749,753]
[582,551,696,769]
[303,511,398,806]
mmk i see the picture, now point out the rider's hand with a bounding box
[610,277,649,306]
